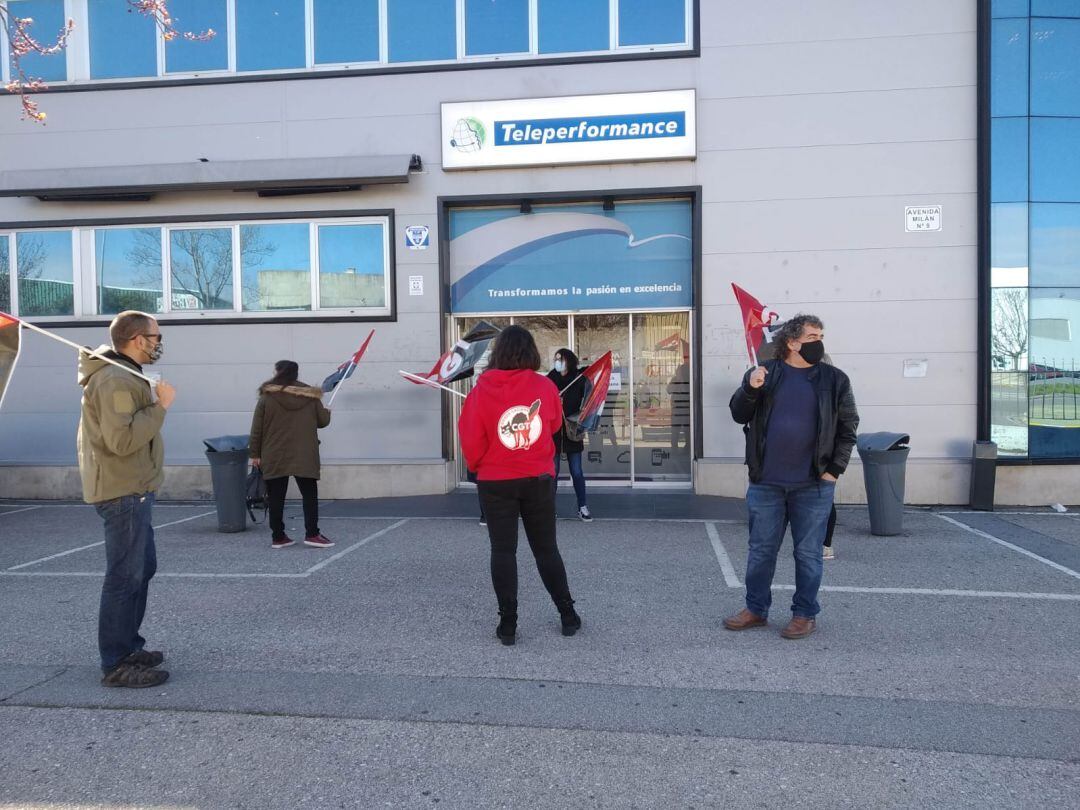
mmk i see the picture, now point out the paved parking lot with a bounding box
[1,495,1078,808]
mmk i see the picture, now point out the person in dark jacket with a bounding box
[546,348,592,522]
[723,315,859,639]
[459,325,581,646]
[249,361,333,550]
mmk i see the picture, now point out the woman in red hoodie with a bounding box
[459,325,581,646]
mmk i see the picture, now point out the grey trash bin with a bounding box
[204,435,250,533]
[856,432,910,536]
[970,440,997,512]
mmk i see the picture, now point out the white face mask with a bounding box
[554,359,566,374]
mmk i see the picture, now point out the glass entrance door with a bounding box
[631,312,692,481]
[574,314,632,481]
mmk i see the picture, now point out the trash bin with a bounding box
[856,432,911,536]
[970,440,997,512]
[204,435,250,533]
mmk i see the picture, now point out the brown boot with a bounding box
[780,616,817,639]
[722,609,767,631]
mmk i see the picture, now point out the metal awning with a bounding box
[0,154,421,201]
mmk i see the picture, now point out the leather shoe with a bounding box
[780,617,817,639]
[722,609,767,631]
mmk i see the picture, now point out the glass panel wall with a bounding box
[16,231,74,317]
[240,223,311,312]
[95,227,164,315]
[465,0,529,56]
[387,0,456,63]
[236,0,306,72]
[169,228,234,311]
[632,312,691,480]
[87,0,157,79]
[314,0,379,64]
[989,3,1080,460]
[0,235,10,313]
[165,0,229,73]
[538,0,609,54]
[7,0,67,81]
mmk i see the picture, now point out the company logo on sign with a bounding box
[497,400,543,451]
[442,90,696,171]
[449,117,487,153]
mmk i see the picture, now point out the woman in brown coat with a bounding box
[249,360,332,549]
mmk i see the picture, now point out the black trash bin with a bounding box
[204,435,250,533]
[970,440,997,512]
[856,432,910,536]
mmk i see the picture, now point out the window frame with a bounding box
[0,211,397,325]
[0,0,696,85]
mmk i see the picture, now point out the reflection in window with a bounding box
[992,0,1030,16]
[16,231,74,317]
[992,288,1029,372]
[169,228,233,310]
[0,236,9,313]
[1031,0,1080,16]
[96,228,164,315]
[7,0,67,81]
[1028,287,1080,458]
[465,0,529,56]
[318,224,386,308]
[1031,19,1080,116]
[241,223,311,312]
[991,18,1028,117]
[619,0,686,47]
[314,0,380,64]
[991,288,1031,456]
[539,0,608,54]
[88,0,158,79]
[991,117,1028,202]
[236,0,306,72]
[991,203,1029,287]
[1030,204,1080,286]
[165,0,228,73]
[1030,118,1080,202]
[388,0,456,63]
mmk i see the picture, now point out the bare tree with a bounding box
[992,288,1028,371]
[14,234,45,280]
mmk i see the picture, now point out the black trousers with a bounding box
[266,476,319,539]
[477,475,572,611]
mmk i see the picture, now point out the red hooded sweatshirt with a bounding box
[459,369,563,481]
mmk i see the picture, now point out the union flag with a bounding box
[0,312,23,411]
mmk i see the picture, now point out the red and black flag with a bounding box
[408,321,501,386]
[0,312,23,411]
[563,351,613,441]
[322,329,375,395]
[731,283,783,366]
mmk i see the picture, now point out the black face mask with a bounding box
[797,340,825,365]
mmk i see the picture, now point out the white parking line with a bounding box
[705,522,742,588]
[5,510,216,571]
[937,510,1077,517]
[935,513,1080,582]
[304,519,410,574]
[771,584,1080,601]
[0,506,42,517]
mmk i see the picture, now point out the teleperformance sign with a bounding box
[441,90,696,170]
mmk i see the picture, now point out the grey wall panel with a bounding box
[0,413,80,463]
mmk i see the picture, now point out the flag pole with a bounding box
[558,371,585,395]
[326,360,354,408]
[13,316,154,383]
[398,370,466,399]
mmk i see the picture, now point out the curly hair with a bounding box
[488,325,542,371]
[774,314,824,361]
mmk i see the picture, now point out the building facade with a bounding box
[0,0,1076,505]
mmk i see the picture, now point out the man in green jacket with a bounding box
[78,311,176,688]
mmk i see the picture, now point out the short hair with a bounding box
[775,314,824,361]
[109,311,155,348]
[488,325,542,371]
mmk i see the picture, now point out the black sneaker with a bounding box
[124,649,165,668]
[558,600,582,636]
[101,661,169,689]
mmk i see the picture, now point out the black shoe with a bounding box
[101,661,169,689]
[496,601,517,646]
[557,599,582,636]
[123,649,164,668]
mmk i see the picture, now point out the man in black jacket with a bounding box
[723,314,859,639]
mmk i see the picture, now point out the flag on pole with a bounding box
[563,351,613,441]
[407,321,501,387]
[0,312,23,411]
[731,283,782,366]
[322,330,375,395]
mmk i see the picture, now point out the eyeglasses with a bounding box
[140,333,163,343]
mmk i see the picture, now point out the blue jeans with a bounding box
[744,481,834,619]
[96,493,157,672]
[554,451,588,509]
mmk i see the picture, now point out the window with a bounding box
[991,118,1028,202]
[387,0,456,63]
[465,0,529,57]
[539,0,609,54]
[6,0,67,81]
[1031,0,1080,16]
[165,0,229,73]
[1030,118,1080,202]
[1030,204,1080,287]
[16,230,74,317]
[314,0,379,65]
[317,224,388,309]
[240,223,311,311]
[619,0,686,47]
[993,0,1030,16]
[991,18,1028,117]
[0,235,10,313]
[1031,19,1080,116]
[88,0,158,79]
[169,227,234,310]
[236,0,306,72]
[95,227,164,315]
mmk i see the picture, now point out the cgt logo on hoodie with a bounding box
[497,399,542,451]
